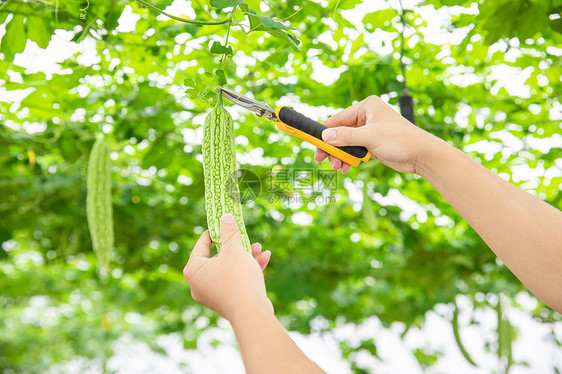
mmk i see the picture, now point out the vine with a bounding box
[79,0,89,20]
[132,0,299,107]
[397,0,416,124]
[134,0,235,26]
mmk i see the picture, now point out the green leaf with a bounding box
[26,16,51,49]
[237,4,299,50]
[184,78,196,88]
[267,30,301,51]
[1,15,27,61]
[210,0,244,10]
[362,9,396,32]
[413,348,440,369]
[184,77,206,99]
[434,0,474,6]
[358,338,379,358]
[215,69,227,85]
[210,41,233,55]
[335,0,364,10]
[240,4,290,32]
[105,4,125,31]
[252,14,289,31]
[0,11,10,25]
[550,18,562,34]
[517,1,548,39]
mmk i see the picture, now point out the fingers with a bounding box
[322,125,371,148]
[251,242,262,258]
[323,96,372,128]
[318,96,376,166]
[328,155,342,171]
[316,149,351,173]
[315,148,329,162]
[220,213,242,252]
[251,242,270,271]
[256,250,271,271]
[189,230,212,260]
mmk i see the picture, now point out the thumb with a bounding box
[189,230,212,260]
[322,126,370,147]
[219,213,242,252]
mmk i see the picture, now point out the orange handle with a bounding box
[275,106,371,167]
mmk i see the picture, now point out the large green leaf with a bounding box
[362,9,397,32]
[241,4,290,32]
[1,15,27,61]
[267,30,301,51]
[210,0,245,10]
[26,16,51,49]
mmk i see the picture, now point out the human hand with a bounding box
[183,213,272,322]
[315,95,434,174]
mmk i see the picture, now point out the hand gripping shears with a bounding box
[216,87,372,167]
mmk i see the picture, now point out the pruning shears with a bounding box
[216,87,372,167]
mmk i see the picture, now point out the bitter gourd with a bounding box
[203,104,251,252]
[87,138,114,270]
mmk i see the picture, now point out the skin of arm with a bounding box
[315,95,562,313]
[183,213,325,374]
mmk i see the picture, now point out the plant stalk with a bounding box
[135,0,233,26]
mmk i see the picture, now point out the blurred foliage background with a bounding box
[0,0,561,372]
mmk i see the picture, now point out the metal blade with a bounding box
[216,87,276,121]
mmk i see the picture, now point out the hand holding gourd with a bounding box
[183,214,272,322]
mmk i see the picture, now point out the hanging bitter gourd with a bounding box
[452,303,477,367]
[87,138,114,270]
[203,104,251,252]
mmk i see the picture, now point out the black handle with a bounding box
[399,93,416,124]
[277,107,369,159]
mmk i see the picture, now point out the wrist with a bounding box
[228,297,274,328]
[413,131,450,178]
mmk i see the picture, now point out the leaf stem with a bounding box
[281,6,302,21]
[134,0,232,26]
[219,8,235,71]
[215,6,237,101]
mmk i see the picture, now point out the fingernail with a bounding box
[221,213,235,223]
[323,129,337,144]
[330,158,336,170]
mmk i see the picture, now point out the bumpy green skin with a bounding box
[87,138,114,270]
[203,105,251,252]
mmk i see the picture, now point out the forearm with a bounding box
[230,302,325,374]
[418,136,562,312]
